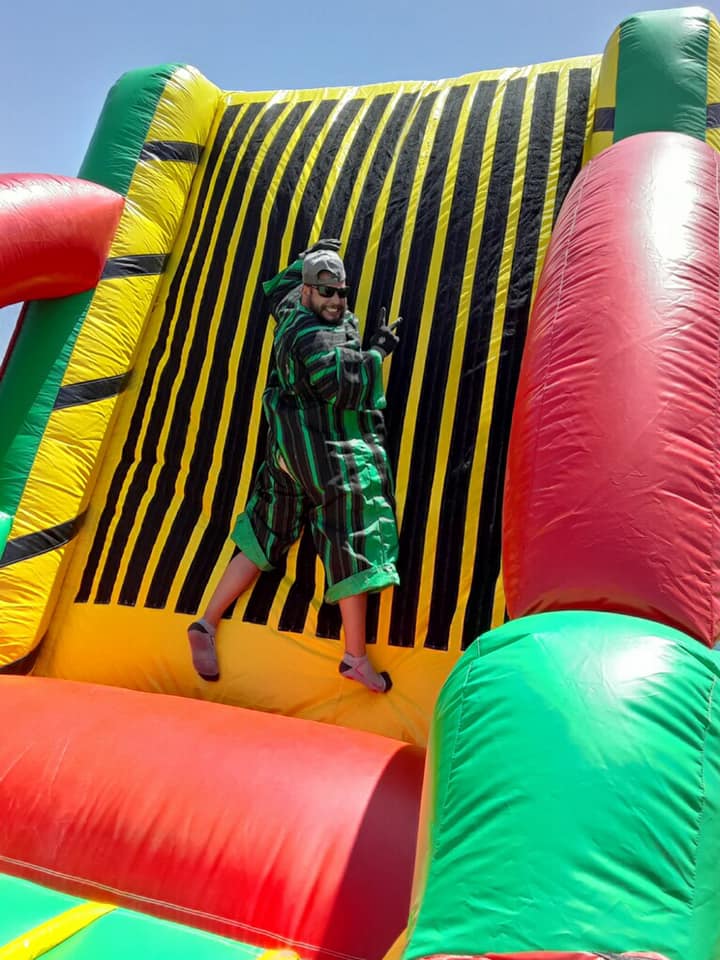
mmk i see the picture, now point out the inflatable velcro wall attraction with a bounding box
[1,52,600,740]
[3,6,720,960]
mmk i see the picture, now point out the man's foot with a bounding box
[339,653,392,693]
[188,619,219,681]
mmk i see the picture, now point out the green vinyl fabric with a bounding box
[0,873,84,941]
[405,610,720,960]
[0,872,275,959]
[616,8,710,142]
[43,907,268,959]
[0,64,179,558]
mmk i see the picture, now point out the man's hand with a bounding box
[299,238,342,257]
[368,307,402,358]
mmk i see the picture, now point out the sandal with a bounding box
[188,619,220,681]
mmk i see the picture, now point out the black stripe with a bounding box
[54,374,128,410]
[343,91,420,319]
[369,83,472,649]
[170,100,349,618]
[386,80,497,649]
[420,77,528,650]
[317,593,342,639]
[459,71,561,649]
[708,103,720,128]
[252,95,409,632]
[593,106,615,132]
[246,96,367,628]
[321,95,393,236]
[278,91,421,638]
[94,101,285,607]
[276,532,318,632]
[102,254,168,280]
[141,140,202,163]
[288,99,366,261]
[76,103,248,604]
[358,87,444,637]
[363,91,440,336]
[241,558,287,624]
[553,69,593,225]
[124,100,312,611]
[1,517,81,568]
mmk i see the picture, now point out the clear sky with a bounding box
[1,0,716,353]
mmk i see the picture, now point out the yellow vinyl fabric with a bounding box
[584,25,618,161]
[34,58,598,744]
[708,14,720,153]
[0,903,114,960]
[0,66,221,664]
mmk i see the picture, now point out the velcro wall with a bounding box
[4,56,598,744]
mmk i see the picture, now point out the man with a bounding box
[188,239,401,692]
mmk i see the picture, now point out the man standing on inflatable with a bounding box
[188,239,401,692]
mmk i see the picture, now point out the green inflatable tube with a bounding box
[405,611,720,960]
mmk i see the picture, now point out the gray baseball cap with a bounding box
[302,250,346,285]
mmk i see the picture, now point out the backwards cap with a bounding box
[302,250,346,285]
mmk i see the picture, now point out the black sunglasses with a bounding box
[313,284,350,299]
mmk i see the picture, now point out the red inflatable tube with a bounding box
[0,173,123,308]
[0,676,424,960]
[503,132,720,645]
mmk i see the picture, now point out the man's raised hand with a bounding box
[300,238,342,257]
[369,308,402,358]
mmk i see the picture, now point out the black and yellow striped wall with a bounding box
[26,60,597,743]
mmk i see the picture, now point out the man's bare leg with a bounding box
[338,593,392,693]
[188,553,261,681]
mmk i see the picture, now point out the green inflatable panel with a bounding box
[0,873,84,941]
[44,908,267,959]
[405,611,720,960]
[0,872,274,958]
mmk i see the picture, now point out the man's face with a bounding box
[302,271,348,322]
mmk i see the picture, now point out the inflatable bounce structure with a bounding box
[3,6,720,959]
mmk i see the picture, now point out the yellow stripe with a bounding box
[585,26,618,163]
[379,928,407,960]
[336,84,437,644]
[56,73,222,607]
[2,66,220,659]
[156,96,312,615]
[707,15,720,155]
[256,951,301,960]
[410,78,505,644]
[91,102,260,605]
[0,903,114,960]
[446,71,536,652]
[0,397,117,654]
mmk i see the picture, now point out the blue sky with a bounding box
[1,0,715,354]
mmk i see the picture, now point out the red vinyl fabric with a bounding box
[0,676,424,960]
[503,132,720,644]
[0,173,123,308]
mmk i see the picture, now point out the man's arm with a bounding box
[262,259,304,319]
[292,319,387,410]
[262,241,341,319]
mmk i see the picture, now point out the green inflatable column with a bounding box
[405,611,720,960]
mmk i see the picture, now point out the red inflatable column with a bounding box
[503,132,720,645]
